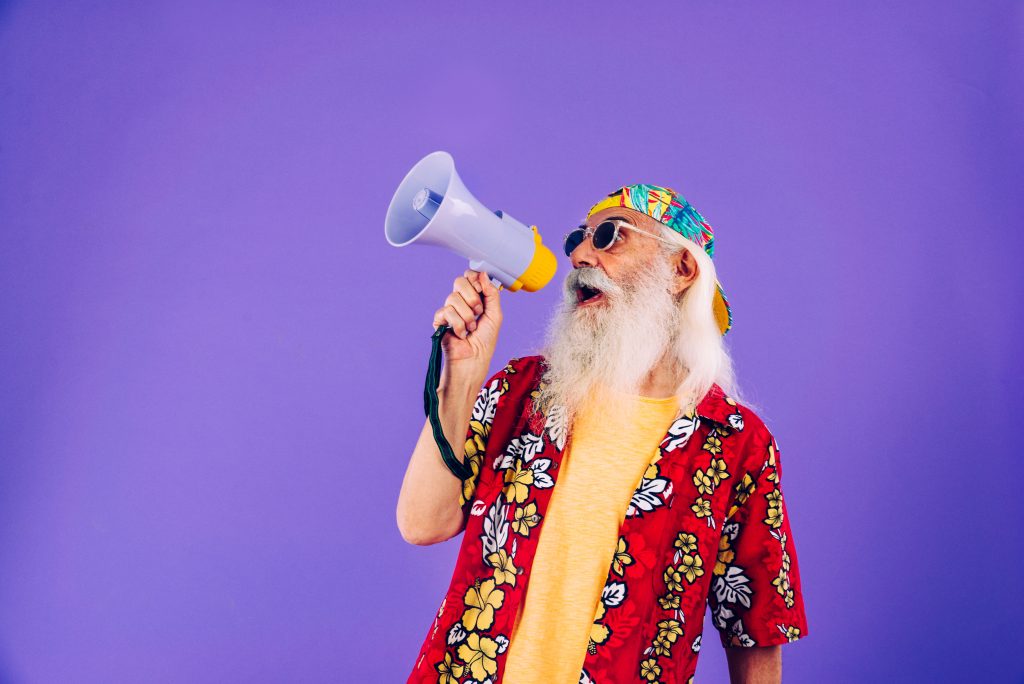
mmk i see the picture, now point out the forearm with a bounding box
[395,366,485,545]
[725,645,781,684]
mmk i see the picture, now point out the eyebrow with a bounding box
[581,215,633,229]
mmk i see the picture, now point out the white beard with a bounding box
[535,255,683,425]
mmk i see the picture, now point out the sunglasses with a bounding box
[562,218,678,257]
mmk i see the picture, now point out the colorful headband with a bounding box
[587,184,733,336]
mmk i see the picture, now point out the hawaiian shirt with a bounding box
[407,355,808,684]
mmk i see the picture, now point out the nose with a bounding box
[570,232,599,268]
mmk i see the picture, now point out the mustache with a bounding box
[563,267,623,298]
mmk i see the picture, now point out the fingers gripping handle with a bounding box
[424,325,474,481]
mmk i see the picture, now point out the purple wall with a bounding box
[1,2,1022,682]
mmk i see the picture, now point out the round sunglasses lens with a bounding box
[592,221,617,250]
[564,230,585,256]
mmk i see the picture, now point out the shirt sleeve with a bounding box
[456,366,511,522]
[707,428,809,647]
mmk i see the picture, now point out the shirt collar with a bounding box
[693,382,737,427]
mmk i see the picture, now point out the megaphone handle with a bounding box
[424,324,474,481]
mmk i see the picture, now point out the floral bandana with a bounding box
[587,184,734,336]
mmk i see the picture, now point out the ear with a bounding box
[670,247,699,296]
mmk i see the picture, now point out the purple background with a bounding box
[1,2,1022,682]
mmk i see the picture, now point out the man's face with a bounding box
[566,207,683,309]
[538,206,689,417]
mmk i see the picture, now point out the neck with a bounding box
[636,350,685,398]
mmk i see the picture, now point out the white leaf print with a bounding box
[625,477,670,518]
[494,634,509,654]
[713,566,753,608]
[481,498,509,564]
[495,437,523,471]
[730,619,756,646]
[727,412,745,431]
[713,604,734,630]
[723,521,740,541]
[519,433,545,463]
[579,669,595,684]
[447,623,467,645]
[496,432,544,470]
[691,634,702,652]
[545,404,568,451]
[494,450,515,471]
[661,415,700,452]
[529,458,554,489]
[472,378,502,424]
[601,581,628,607]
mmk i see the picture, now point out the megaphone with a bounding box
[386,151,558,485]
[384,151,557,292]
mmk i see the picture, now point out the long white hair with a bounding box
[651,224,758,417]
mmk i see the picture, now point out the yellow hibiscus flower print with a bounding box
[674,531,697,555]
[678,553,704,583]
[643,451,663,480]
[487,548,518,587]
[659,619,682,636]
[766,442,778,483]
[764,490,783,528]
[656,619,683,644]
[456,632,500,681]
[588,601,610,654]
[779,624,801,642]
[692,468,715,495]
[707,458,730,486]
[691,497,712,519]
[466,420,488,454]
[611,536,634,576]
[459,452,482,506]
[658,592,680,610]
[652,634,674,656]
[663,565,684,593]
[702,432,723,454]
[640,657,662,681]
[435,651,464,684]
[503,458,534,503]
[773,570,796,608]
[734,472,756,505]
[511,500,541,537]
[461,578,505,631]
[714,534,736,576]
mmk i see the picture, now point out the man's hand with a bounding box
[725,645,781,684]
[432,269,503,381]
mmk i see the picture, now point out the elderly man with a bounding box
[397,185,808,684]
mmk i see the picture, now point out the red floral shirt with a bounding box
[407,356,808,684]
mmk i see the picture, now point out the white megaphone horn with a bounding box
[384,151,557,292]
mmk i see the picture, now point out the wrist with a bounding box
[439,362,489,398]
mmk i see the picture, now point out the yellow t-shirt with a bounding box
[501,389,680,684]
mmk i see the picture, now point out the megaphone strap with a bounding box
[424,325,474,481]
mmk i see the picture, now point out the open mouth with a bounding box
[577,285,604,305]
